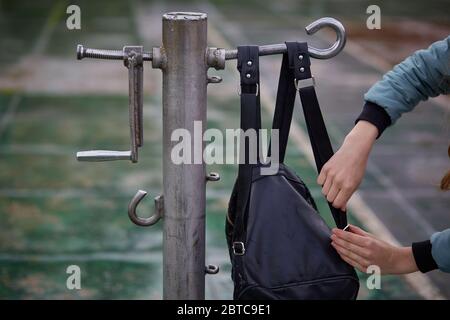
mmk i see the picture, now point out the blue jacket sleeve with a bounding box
[364,36,450,124]
[431,229,450,273]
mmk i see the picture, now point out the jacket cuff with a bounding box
[355,101,392,138]
[412,240,438,273]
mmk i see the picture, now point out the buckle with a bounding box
[232,241,246,255]
[294,76,315,90]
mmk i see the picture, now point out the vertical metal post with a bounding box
[161,12,208,300]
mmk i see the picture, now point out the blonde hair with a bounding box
[441,145,450,191]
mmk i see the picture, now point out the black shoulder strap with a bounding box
[268,45,297,163]
[233,46,261,249]
[270,42,347,229]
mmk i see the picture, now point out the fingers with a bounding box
[348,224,372,237]
[334,247,367,273]
[331,226,378,273]
[317,163,329,186]
[332,188,352,210]
[331,228,370,247]
[318,167,353,210]
[321,175,333,196]
[326,181,340,203]
[331,241,370,271]
[331,233,371,258]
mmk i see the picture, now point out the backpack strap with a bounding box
[270,42,347,229]
[268,45,297,163]
[232,46,261,255]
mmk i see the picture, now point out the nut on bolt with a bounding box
[207,47,226,70]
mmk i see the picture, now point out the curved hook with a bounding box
[128,190,163,226]
[305,17,346,60]
[205,264,220,275]
[206,172,220,182]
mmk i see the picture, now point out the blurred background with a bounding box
[0,0,449,299]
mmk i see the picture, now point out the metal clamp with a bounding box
[128,190,164,227]
[76,45,146,163]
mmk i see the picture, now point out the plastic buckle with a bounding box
[232,241,246,255]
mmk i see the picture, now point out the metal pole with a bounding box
[161,12,208,300]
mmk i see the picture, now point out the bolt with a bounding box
[76,44,153,61]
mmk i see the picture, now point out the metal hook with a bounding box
[205,264,219,275]
[211,17,347,68]
[206,172,220,182]
[128,190,164,226]
[305,17,346,60]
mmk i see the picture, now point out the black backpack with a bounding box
[226,42,359,300]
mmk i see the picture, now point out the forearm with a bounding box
[344,120,378,150]
[362,37,450,127]
[392,247,419,274]
[355,102,391,138]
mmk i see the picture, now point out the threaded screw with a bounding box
[76,44,152,61]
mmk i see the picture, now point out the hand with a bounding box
[317,121,378,210]
[330,225,418,274]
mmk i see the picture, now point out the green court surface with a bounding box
[1,0,448,299]
[0,92,419,299]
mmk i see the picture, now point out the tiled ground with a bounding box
[0,0,448,299]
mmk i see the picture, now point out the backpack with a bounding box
[226,42,359,300]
